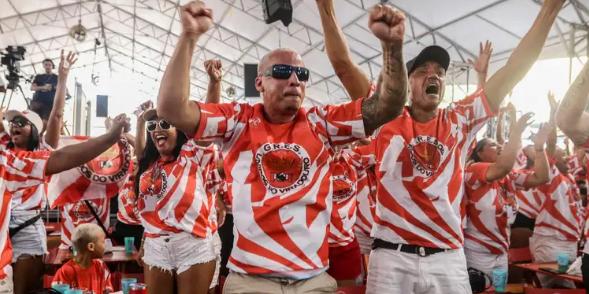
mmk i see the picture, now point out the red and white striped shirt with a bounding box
[194,99,365,278]
[204,145,223,233]
[138,140,217,238]
[567,155,586,183]
[0,132,51,211]
[117,174,140,226]
[371,91,493,249]
[464,163,525,254]
[0,148,49,279]
[513,182,544,220]
[60,198,110,248]
[534,162,583,241]
[347,143,377,237]
[329,151,358,247]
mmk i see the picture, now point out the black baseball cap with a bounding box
[406,45,450,76]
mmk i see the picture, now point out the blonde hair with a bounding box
[72,223,103,252]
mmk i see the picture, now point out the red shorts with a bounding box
[327,238,362,280]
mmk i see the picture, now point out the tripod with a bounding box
[0,81,29,109]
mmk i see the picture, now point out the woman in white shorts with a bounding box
[2,51,78,294]
[136,109,218,294]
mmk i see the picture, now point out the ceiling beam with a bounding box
[0,0,95,22]
[96,0,112,73]
[411,0,509,41]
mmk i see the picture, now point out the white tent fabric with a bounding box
[0,0,587,106]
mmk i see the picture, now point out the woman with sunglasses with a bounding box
[463,113,550,285]
[0,111,130,293]
[0,50,77,294]
[135,108,218,294]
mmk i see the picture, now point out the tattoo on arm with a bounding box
[361,92,380,133]
[361,44,406,135]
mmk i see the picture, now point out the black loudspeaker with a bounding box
[244,64,260,98]
[262,0,292,26]
[96,95,108,117]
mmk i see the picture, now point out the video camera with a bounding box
[1,46,26,82]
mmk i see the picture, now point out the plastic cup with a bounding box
[557,252,570,273]
[64,289,83,294]
[121,277,138,294]
[124,237,135,255]
[492,267,508,293]
[51,283,70,293]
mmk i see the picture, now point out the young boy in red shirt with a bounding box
[52,223,113,293]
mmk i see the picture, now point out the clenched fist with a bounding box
[180,1,213,38]
[204,59,222,82]
[369,4,405,45]
[108,114,131,138]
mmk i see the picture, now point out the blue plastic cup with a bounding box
[64,289,83,294]
[492,267,508,293]
[121,277,138,294]
[124,237,135,255]
[51,283,70,293]
[557,252,570,273]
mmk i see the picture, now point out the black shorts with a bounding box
[29,98,53,121]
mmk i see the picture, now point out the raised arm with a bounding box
[361,4,407,135]
[485,113,532,182]
[546,92,558,157]
[46,114,130,175]
[484,0,564,112]
[45,50,77,148]
[497,103,516,145]
[468,41,493,90]
[556,61,589,145]
[204,59,222,104]
[316,0,371,99]
[522,123,551,188]
[157,1,212,136]
[134,101,152,159]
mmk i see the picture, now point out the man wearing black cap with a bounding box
[366,0,565,293]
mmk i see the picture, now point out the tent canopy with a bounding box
[0,0,587,106]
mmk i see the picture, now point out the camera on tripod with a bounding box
[0,46,30,109]
[1,46,26,89]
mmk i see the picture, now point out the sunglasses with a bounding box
[263,64,310,82]
[146,120,171,132]
[9,118,30,128]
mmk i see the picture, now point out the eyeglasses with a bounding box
[146,120,171,132]
[9,118,30,128]
[263,64,310,82]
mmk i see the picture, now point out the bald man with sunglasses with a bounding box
[157,1,407,293]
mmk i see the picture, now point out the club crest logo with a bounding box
[79,139,132,184]
[140,169,168,200]
[332,174,355,202]
[407,136,447,177]
[255,143,311,194]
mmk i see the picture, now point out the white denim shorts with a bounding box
[143,232,216,275]
[209,232,222,289]
[9,210,46,262]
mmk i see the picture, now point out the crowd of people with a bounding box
[0,0,588,293]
